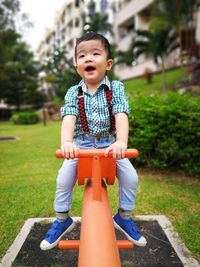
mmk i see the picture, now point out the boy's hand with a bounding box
[61,141,79,159]
[104,140,127,159]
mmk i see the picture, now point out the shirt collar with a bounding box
[78,75,111,93]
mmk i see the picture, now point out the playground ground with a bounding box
[2,215,199,267]
[1,121,200,266]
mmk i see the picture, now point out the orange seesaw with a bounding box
[55,148,139,267]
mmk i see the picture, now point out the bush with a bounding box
[128,93,200,178]
[11,111,39,125]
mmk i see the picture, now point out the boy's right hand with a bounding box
[61,141,79,159]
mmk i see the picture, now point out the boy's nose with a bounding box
[85,55,93,62]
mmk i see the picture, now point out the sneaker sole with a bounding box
[40,221,76,251]
[113,220,147,247]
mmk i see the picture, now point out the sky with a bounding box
[18,0,67,51]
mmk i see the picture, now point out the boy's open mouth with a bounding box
[85,66,96,72]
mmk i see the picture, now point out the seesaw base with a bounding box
[6,216,195,267]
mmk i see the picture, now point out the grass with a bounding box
[124,68,184,96]
[0,121,200,262]
[0,67,199,261]
[108,172,200,258]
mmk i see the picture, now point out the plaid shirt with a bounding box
[61,76,130,137]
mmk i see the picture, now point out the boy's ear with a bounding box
[106,59,113,71]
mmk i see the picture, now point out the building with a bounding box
[36,0,177,82]
[114,0,181,80]
[114,0,200,80]
[114,0,156,80]
[37,0,200,84]
[37,0,119,65]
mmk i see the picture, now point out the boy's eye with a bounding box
[79,54,85,58]
[93,52,100,55]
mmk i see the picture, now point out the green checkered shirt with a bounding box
[61,76,130,137]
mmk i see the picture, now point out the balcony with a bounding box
[115,0,154,27]
[115,59,157,80]
[118,33,134,51]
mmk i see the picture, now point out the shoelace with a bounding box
[128,218,139,233]
[46,221,60,237]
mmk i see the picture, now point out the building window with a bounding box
[100,0,108,12]
[88,0,95,15]
[75,0,79,8]
[75,18,79,27]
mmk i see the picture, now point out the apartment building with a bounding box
[115,0,200,80]
[37,0,172,82]
[114,0,156,80]
[37,0,200,83]
[37,0,119,65]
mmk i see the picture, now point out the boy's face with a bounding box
[75,40,113,86]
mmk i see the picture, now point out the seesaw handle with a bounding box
[55,148,139,158]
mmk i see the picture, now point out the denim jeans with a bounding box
[54,135,138,212]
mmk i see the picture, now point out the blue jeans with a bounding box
[54,135,138,212]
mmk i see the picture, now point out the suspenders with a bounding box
[77,87,90,133]
[77,85,115,134]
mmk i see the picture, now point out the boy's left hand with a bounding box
[104,140,127,159]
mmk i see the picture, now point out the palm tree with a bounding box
[150,0,197,64]
[83,13,113,35]
[115,50,134,67]
[131,29,178,90]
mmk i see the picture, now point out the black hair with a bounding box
[75,32,112,60]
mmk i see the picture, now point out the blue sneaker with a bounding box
[40,217,76,250]
[113,213,147,247]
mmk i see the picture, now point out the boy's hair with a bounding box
[75,32,112,60]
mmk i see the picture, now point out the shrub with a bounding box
[128,93,200,178]
[11,111,39,125]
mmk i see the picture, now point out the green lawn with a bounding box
[0,121,199,262]
[124,68,184,96]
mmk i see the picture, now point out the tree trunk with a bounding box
[161,59,167,92]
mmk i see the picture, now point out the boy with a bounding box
[40,32,147,250]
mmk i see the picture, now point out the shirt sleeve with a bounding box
[111,81,130,115]
[60,86,79,118]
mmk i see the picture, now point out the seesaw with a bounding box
[55,148,139,267]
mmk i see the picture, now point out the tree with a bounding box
[0,35,40,109]
[111,45,135,81]
[42,49,80,99]
[83,13,113,35]
[150,0,198,63]
[0,0,41,109]
[132,29,178,90]
[0,0,20,30]
[115,50,134,67]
